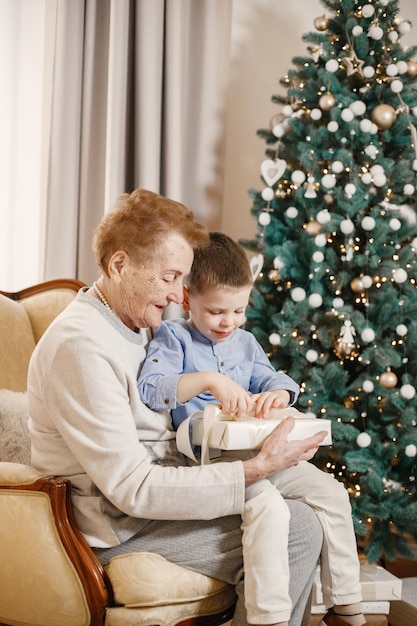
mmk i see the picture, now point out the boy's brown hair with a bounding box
[186,231,253,294]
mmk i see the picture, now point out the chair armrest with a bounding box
[0,463,112,626]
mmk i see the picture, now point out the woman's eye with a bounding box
[163,274,176,283]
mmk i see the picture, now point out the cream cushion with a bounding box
[106,553,236,626]
[0,295,36,391]
[0,389,31,464]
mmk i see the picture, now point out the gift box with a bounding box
[190,407,332,451]
[312,601,390,615]
[310,614,388,626]
[312,563,402,605]
[388,577,417,625]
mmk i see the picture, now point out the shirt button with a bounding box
[164,398,169,405]
[220,361,224,366]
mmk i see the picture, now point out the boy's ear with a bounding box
[182,287,190,312]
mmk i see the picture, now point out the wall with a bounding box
[222,0,417,244]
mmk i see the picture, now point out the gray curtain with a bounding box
[44,0,233,285]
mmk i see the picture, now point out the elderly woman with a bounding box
[28,189,325,626]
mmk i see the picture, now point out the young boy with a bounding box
[138,232,367,626]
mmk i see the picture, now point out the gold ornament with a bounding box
[319,92,336,111]
[371,104,397,130]
[380,369,398,389]
[305,219,321,235]
[314,15,329,31]
[407,60,417,77]
[350,277,364,293]
[268,269,281,283]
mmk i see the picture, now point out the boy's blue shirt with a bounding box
[138,318,299,430]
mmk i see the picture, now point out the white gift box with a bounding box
[312,563,402,605]
[190,407,332,451]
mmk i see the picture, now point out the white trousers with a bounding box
[228,457,362,624]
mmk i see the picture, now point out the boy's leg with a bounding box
[243,479,292,624]
[269,462,362,608]
[93,499,323,626]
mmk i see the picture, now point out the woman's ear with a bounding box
[108,251,129,283]
[182,287,191,312]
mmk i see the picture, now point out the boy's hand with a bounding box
[252,389,291,418]
[208,373,254,417]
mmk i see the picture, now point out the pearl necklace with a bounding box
[93,282,113,313]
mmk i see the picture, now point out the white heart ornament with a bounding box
[261,159,287,187]
[250,254,264,282]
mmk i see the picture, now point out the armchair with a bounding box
[0,279,236,626]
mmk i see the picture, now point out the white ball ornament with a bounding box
[362,216,376,231]
[322,174,337,188]
[341,108,354,122]
[286,206,298,219]
[399,21,411,35]
[340,218,354,235]
[291,170,306,185]
[273,256,284,269]
[258,212,271,226]
[291,287,306,302]
[310,108,322,121]
[362,275,373,289]
[332,297,344,308]
[361,327,376,343]
[396,60,408,74]
[363,66,375,79]
[361,172,372,185]
[306,349,319,363]
[370,123,378,135]
[413,107,417,118]
[405,444,417,457]
[312,251,324,263]
[352,25,364,36]
[360,119,373,133]
[326,59,339,73]
[327,121,339,133]
[388,31,399,43]
[269,332,281,346]
[365,144,378,158]
[401,384,416,400]
[391,79,403,93]
[362,4,375,18]
[396,324,408,337]
[371,164,384,176]
[413,159,417,171]
[386,64,398,77]
[261,187,274,201]
[332,160,344,173]
[404,184,415,195]
[272,123,285,138]
[349,100,366,116]
[389,218,402,231]
[282,105,293,117]
[345,183,356,197]
[363,380,375,393]
[393,268,408,284]
[357,432,372,448]
[373,174,387,187]
[315,234,327,247]
[317,209,331,224]
[413,237,417,250]
[369,25,383,40]
[309,293,323,308]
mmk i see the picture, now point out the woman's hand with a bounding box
[243,416,326,484]
[252,389,291,418]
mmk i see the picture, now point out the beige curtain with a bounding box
[44,0,233,285]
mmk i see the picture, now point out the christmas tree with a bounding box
[242,0,417,563]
